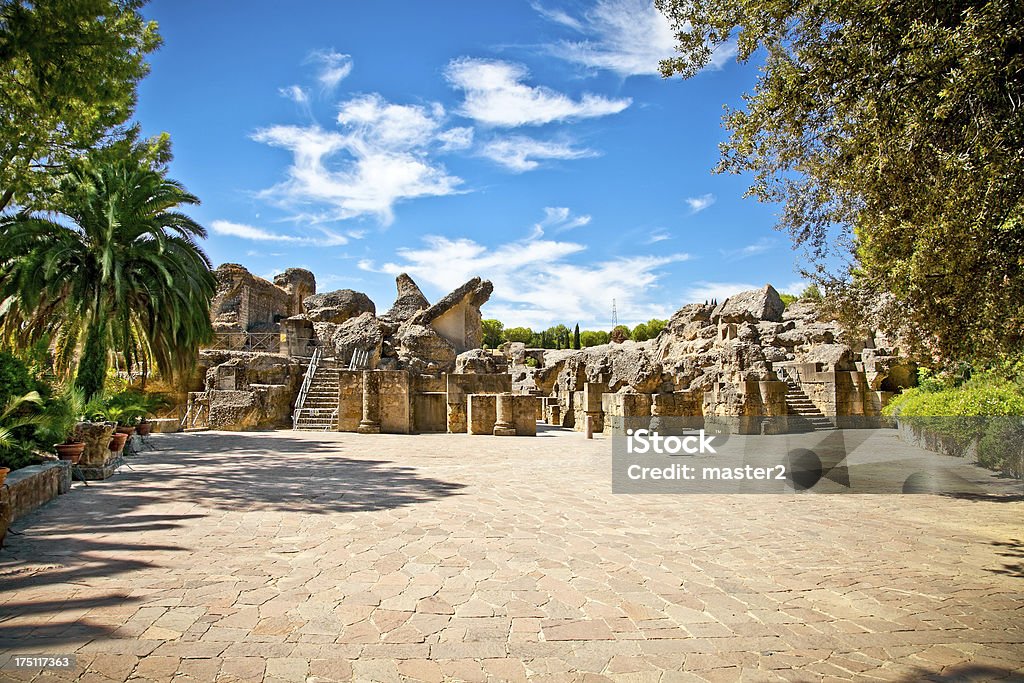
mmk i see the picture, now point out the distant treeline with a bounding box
[481,319,669,350]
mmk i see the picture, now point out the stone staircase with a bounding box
[293,358,341,431]
[783,378,836,431]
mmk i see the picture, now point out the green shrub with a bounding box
[977,418,1024,478]
[885,371,1024,476]
[0,352,40,407]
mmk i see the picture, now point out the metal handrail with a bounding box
[292,345,323,429]
[207,331,281,352]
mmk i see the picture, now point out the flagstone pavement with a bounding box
[0,429,1022,682]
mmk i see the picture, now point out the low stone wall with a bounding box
[148,418,181,433]
[1,461,72,546]
[897,420,978,462]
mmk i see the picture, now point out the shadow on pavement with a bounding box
[118,432,468,513]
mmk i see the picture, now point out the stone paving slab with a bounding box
[0,428,1021,681]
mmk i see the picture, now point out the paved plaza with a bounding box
[0,428,1022,682]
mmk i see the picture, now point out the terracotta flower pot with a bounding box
[54,442,86,464]
[108,432,129,452]
[136,421,153,436]
[115,425,136,436]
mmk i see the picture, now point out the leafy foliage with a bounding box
[580,330,610,347]
[503,327,534,344]
[630,319,667,342]
[0,0,161,211]
[0,390,45,470]
[481,319,504,349]
[0,150,216,399]
[656,0,1024,363]
[884,371,1024,476]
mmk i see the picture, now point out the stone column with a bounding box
[358,370,381,434]
[493,393,516,436]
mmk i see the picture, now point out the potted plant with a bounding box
[87,396,143,449]
[134,392,171,436]
[39,387,87,464]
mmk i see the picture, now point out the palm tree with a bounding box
[0,155,216,399]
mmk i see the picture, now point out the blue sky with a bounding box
[136,0,805,329]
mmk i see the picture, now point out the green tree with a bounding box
[779,293,798,308]
[799,284,822,302]
[572,323,581,350]
[503,327,534,344]
[481,319,503,348]
[656,0,1024,362]
[630,323,651,342]
[630,319,667,342]
[0,151,216,399]
[580,330,610,347]
[611,325,631,343]
[543,324,570,350]
[0,0,162,211]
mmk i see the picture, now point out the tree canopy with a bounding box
[0,148,216,398]
[0,0,161,211]
[656,0,1024,363]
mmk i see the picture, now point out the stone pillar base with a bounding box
[75,453,124,481]
[493,424,516,436]
[357,422,381,434]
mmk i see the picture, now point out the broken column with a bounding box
[493,393,516,436]
[358,370,381,434]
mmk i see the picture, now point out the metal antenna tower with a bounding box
[611,298,618,327]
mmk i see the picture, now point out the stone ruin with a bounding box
[182,266,916,437]
[184,265,530,434]
[514,285,916,435]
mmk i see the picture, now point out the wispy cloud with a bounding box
[685,193,716,213]
[720,237,775,261]
[646,229,671,244]
[530,1,584,31]
[536,206,591,235]
[360,230,689,328]
[308,49,353,91]
[436,126,474,151]
[536,0,737,77]
[445,57,630,127]
[278,85,309,105]
[211,220,350,247]
[480,135,596,172]
[252,93,467,224]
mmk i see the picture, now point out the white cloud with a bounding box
[685,193,716,213]
[530,1,584,31]
[537,0,737,77]
[782,280,808,296]
[279,85,309,104]
[480,135,596,172]
[445,57,631,127]
[436,126,474,152]
[681,281,761,304]
[720,237,775,260]
[535,206,591,235]
[211,220,349,247]
[308,49,353,91]
[252,94,465,224]
[646,229,671,244]
[361,231,689,328]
